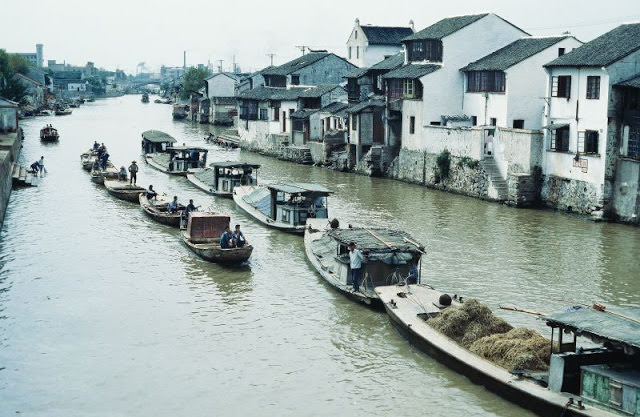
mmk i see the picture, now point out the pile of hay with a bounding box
[469,327,550,372]
[428,298,513,347]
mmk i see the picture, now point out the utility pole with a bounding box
[266,53,275,66]
[295,46,309,56]
[217,59,224,73]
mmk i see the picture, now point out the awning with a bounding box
[542,123,569,130]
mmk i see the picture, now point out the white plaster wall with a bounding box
[403,124,483,159]
[346,24,365,67]
[462,92,507,126]
[420,14,527,124]
[492,128,543,176]
[400,99,423,147]
[206,74,236,99]
[362,45,404,67]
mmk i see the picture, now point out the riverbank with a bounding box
[0,129,23,227]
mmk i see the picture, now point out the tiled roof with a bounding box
[615,74,640,89]
[361,26,414,45]
[382,64,441,79]
[237,85,341,101]
[319,102,349,114]
[461,36,572,71]
[262,52,331,76]
[290,108,319,119]
[345,67,370,79]
[205,72,241,81]
[0,97,19,107]
[346,99,385,114]
[370,53,405,71]
[403,14,488,41]
[546,23,640,68]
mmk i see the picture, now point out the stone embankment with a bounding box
[0,130,23,227]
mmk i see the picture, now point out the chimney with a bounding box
[36,44,43,68]
[409,20,415,32]
[355,17,360,26]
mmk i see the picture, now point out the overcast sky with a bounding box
[3,0,639,74]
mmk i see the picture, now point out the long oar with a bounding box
[500,305,548,316]
[365,228,395,249]
[592,303,640,325]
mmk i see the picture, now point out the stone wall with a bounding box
[611,158,640,225]
[507,168,542,208]
[388,148,490,198]
[0,131,22,228]
[540,175,601,215]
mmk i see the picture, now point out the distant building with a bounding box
[261,52,355,87]
[14,44,43,68]
[346,19,414,67]
[0,97,19,132]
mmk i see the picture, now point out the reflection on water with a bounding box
[0,95,638,416]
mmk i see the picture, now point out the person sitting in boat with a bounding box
[220,225,234,249]
[232,224,247,248]
[185,199,197,217]
[92,157,101,171]
[118,166,127,181]
[146,185,157,200]
[92,141,100,151]
[100,152,109,170]
[167,196,180,213]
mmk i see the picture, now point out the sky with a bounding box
[2,0,640,74]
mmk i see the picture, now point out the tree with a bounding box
[179,66,211,100]
[0,50,30,104]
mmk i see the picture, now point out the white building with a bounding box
[204,72,240,125]
[460,36,582,130]
[346,19,414,67]
[542,23,640,216]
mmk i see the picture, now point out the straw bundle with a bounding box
[469,327,550,372]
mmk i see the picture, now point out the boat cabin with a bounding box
[543,306,640,415]
[326,228,424,292]
[267,183,332,226]
[185,212,230,243]
[167,146,208,172]
[141,130,177,154]
[211,162,260,194]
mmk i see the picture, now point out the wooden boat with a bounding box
[305,218,424,308]
[40,125,59,142]
[233,182,332,234]
[90,161,119,184]
[54,106,72,116]
[186,162,260,198]
[139,193,185,227]
[103,179,145,203]
[181,212,253,264]
[141,93,149,103]
[205,133,239,148]
[172,104,189,119]
[145,146,208,176]
[375,284,628,417]
[141,130,177,154]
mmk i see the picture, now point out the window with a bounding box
[467,71,505,92]
[403,79,415,97]
[273,107,279,121]
[281,209,290,223]
[552,76,571,98]
[348,47,352,59]
[490,118,497,126]
[259,108,268,121]
[471,116,477,126]
[586,76,600,99]
[578,130,599,154]
[513,119,524,129]
[355,30,357,40]
[406,40,443,62]
[551,126,570,151]
[352,115,358,131]
[558,47,565,56]
[291,75,300,85]
[409,116,415,134]
[356,46,359,59]
[430,121,441,126]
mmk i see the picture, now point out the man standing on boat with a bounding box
[349,242,365,292]
[128,160,138,185]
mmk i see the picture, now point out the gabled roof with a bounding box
[290,108,319,119]
[345,67,370,79]
[205,72,241,81]
[461,36,573,72]
[370,53,405,71]
[615,74,640,89]
[361,26,414,45]
[546,23,640,68]
[237,85,341,101]
[15,72,43,86]
[318,102,349,114]
[262,52,331,76]
[346,99,385,114]
[403,14,488,41]
[382,64,441,79]
[0,97,19,108]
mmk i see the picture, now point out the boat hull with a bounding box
[104,180,145,203]
[185,170,232,198]
[145,154,188,176]
[375,285,606,417]
[139,194,183,227]
[181,232,253,264]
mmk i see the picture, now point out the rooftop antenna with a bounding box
[217,59,224,73]
[266,53,276,66]
[295,45,309,56]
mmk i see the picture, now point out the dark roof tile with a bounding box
[361,26,414,45]
[615,74,640,89]
[382,64,441,79]
[461,36,572,71]
[403,14,488,41]
[369,52,405,71]
[261,53,330,76]
[546,23,640,68]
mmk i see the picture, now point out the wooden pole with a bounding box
[499,305,548,316]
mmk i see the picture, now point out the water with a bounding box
[1,95,638,416]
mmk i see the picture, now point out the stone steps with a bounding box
[481,158,507,201]
[11,163,37,187]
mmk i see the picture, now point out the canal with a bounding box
[1,95,639,416]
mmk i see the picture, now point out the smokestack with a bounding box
[183,51,186,69]
[36,44,43,68]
